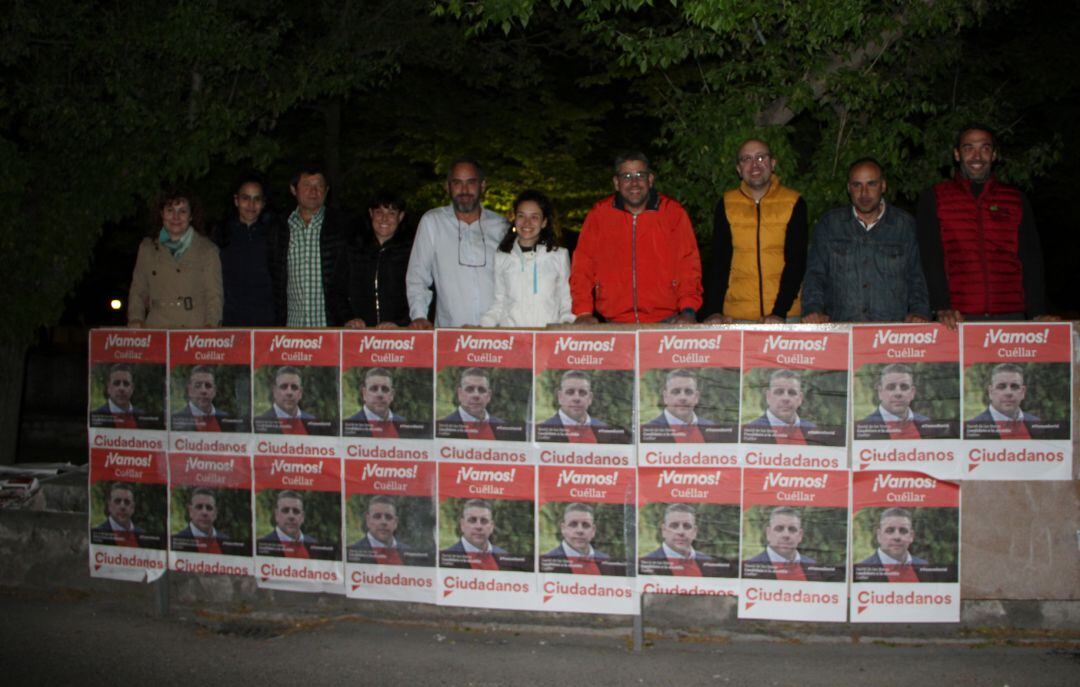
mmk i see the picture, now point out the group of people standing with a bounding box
[125,124,1055,332]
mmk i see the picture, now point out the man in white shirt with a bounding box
[966,363,1041,439]
[540,503,613,575]
[742,369,817,444]
[640,503,725,577]
[643,369,719,443]
[171,366,229,432]
[406,158,508,328]
[855,507,932,583]
[743,507,819,580]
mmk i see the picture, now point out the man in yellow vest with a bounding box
[702,139,808,324]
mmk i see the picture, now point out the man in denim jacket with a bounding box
[802,159,930,323]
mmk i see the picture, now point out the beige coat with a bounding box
[127,232,223,328]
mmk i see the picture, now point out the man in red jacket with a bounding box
[570,152,702,324]
[916,125,1057,328]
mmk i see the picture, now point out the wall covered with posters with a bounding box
[86,323,1074,623]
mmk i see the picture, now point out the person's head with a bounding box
[765,369,803,423]
[456,367,492,418]
[234,174,267,226]
[186,365,217,414]
[499,189,560,253]
[187,488,218,532]
[446,157,486,218]
[364,495,398,545]
[876,363,916,417]
[660,503,698,556]
[368,191,406,245]
[662,369,700,423]
[987,363,1026,417]
[735,139,776,196]
[459,499,494,549]
[557,370,593,422]
[612,151,654,214]
[559,502,596,552]
[272,366,303,415]
[875,507,915,561]
[105,363,135,409]
[954,125,997,182]
[157,188,204,238]
[290,163,330,216]
[847,158,887,219]
[106,482,135,527]
[765,507,803,559]
[273,490,305,538]
[361,367,395,417]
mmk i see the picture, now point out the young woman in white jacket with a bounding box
[480,190,574,327]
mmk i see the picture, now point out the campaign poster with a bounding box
[637,467,740,599]
[961,323,1072,479]
[851,470,960,623]
[88,447,167,582]
[637,330,741,467]
[435,330,532,453]
[253,454,343,592]
[252,330,340,442]
[168,453,252,576]
[535,332,635,474]
[739,468,849,622]
[344,460,437,603]
[341,330,433,454]
[739,330,849,470]
[88,329,167,433]
[852,324,961,480]
[437,462,536,610]
[168,330,252,454]
[537,466,636,614]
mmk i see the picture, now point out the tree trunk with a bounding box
[0,342,28,465]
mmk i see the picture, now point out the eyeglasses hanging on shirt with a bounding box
[457,218,487,267]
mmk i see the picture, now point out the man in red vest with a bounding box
[917,125,1057,328]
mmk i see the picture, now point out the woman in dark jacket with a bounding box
[340,191,413,328]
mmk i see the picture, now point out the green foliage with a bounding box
[255,488,341,547]
[88,363,166,417]
[963,362,1071,422]
[169,364,251,418]
[851,506,959,566]
[438,497,535,556]
[435,366,532,422]
[535,369,634,428]
[90,481,167,538]
[853,362,960,422]
[639,367,740,424]
[253,364,339,422]
[538,501,633,559]
[740,367,848,426]
[345,494,436,554]
[637,502,740,559]
[742,505,848,566]
[169,486,252,543]
[343,366,433,424]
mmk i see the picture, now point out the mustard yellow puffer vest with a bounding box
[723,177,801,320]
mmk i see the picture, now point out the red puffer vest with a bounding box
[933,174,1025,315]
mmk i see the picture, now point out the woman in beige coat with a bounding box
[127,190,223,328]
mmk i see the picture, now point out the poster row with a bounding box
[89,323,1074,480]
[90,447,961,624]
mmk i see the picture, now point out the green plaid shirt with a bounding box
[286,206,327,327]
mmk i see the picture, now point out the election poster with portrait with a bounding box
[88,447,168,582]
[850,470,960,623]
[168,452,252,577]
[435,330,533,462]
[253,454,343,593]
[637,330,741,469]
[739,330,850,470]
[167,330,252,453]
[961,322,1072,480]
[344,459,437,603]
[739,468,849,622]
[252,330,341,445]
[637,467,740,599]
[437,462,537,610]
[852,324,961,480]
[537,465,636,614]
[88,329,167,437]
[535,331,635,470]
[341,330,434,460]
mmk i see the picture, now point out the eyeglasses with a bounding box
[616,171,650,182]
[738,153,771,164]
[458,218,487,267]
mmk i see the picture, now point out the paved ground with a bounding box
[2,588,1078,686]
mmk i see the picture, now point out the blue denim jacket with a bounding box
[801,204,930,322]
